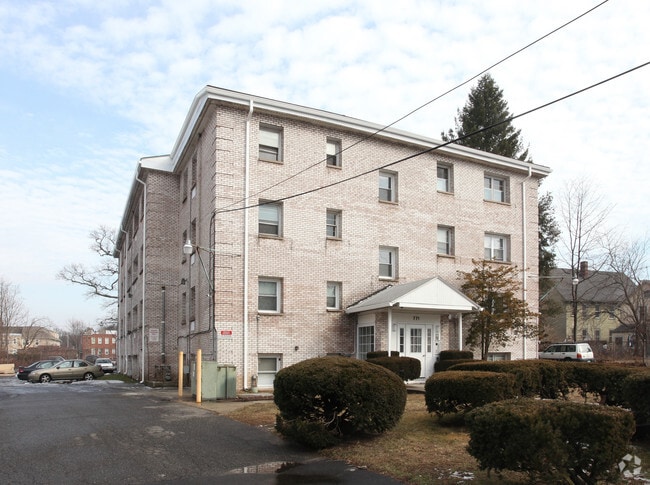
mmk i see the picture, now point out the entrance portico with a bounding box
[346,277,480,379]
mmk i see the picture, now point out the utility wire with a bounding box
[215,60,650,215]
[215,0,610,213]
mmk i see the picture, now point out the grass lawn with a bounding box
[228,392,650,484]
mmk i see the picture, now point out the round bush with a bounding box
[466,398,636,484]
[425,370,516,417]
[367,355,421,380]
[274,356,407,449]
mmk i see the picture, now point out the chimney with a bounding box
[579,261,589,279]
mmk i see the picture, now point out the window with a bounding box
[327,281,342,310]
[378,171,397,202]
[437,226,454,255]
[379,246,398,279]
[484,175,508,202]
[326,139,341,167]
[326,209,342,238]
[437,164,452,192]
[190,287,196,321]
[191,154,197,198]
[484,234,509,262]
[259,125,282,162]
[358,326,375,360]
[259,202,282,236]
[258,356,281,388]
[259,278,282,313]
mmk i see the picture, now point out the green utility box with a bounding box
[191,362,237,400]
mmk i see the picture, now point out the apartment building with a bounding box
[82,330,117,361]
[114,86,550,388]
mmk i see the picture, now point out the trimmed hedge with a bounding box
[448,359,570,399]
[567,362,642,405]
[434,359,474,372]
[424,370,516,418]
[366,350,399,359]
[466,398,636,484]
[439,350,474,360]
[273,356,407,449]
[368,356,421,380]
[622,370,650,436]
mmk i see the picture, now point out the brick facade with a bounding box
[115,87,549,388]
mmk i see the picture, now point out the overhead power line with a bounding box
[215,60,650,215]
[215,0,610,213]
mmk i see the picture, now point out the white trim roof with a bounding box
[345,277,480,314]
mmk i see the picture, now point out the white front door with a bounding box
[400,323,439,378]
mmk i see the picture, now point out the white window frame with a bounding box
[378,171,398,203]
[326,139,341,167]
[259,125,283,162]
[259,201,282,236]
[379,246,398,279]
[484,174,508,203]
[358,325,375,360]
[326,281,342,310]
[437,225,454,256]
[437,164,453,193]
[258,278,282,313]
[326,209,342,239]
[484,233,510,262]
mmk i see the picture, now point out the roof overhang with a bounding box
[346,277,480,315]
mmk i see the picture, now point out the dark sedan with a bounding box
[16,360,58,380]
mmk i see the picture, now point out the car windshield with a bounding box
[96,359,110,363]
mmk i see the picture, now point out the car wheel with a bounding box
[83,372,95,381]
[39,374,52,383]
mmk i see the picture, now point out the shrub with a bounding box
[424,370,516,418]
[273,356,407,449]
[367,355,421,380]
[434,359,475,372]
[466,398,636,484]
[567,363,641,405]
[438,350,474,361]
[366,350,399,359]
[622,370,650,438]
[449,360,570,399]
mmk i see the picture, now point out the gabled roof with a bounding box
[346,277,480,314]
[548,268,632,304]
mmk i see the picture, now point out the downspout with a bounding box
[135,170,146,383]
[243,99,253,389]
[521,166,532,359]
[387,308,393,354]
[119,226,128,374]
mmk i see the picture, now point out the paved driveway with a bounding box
[0,377,400,484]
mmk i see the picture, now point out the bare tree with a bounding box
[59,319,91,358]
[57,226,118,325]
[558,178,613,341]
[602,235,649,362]
[0,278,27,359]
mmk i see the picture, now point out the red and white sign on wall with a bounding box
[219,330,233,339]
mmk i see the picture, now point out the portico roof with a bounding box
[345,277,480,314]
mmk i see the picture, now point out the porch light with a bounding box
[183,239,194,255]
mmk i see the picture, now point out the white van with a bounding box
[539,343,595,362]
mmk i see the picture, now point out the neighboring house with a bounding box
[114,86,550,387]
[5,326,61,355]
[542,265,632,346]
[82,330,117,361]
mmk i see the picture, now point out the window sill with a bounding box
[326,236,342,242]
[437,190,454,195]
[326,308,343,313]
[258,311,284,316]
[258,157,284,164]
[483,199,511,206]
[258,233,283,240]
[483,259,512,265]
[379,276,397,281]
[437,253,455,260]
[378,199,398,205]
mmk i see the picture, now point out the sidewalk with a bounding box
[170,382,425,415]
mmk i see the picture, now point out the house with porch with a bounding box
[114,85,550,388]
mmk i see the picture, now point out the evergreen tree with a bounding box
[441,73,530,161]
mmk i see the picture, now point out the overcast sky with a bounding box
[1,0,648,329]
